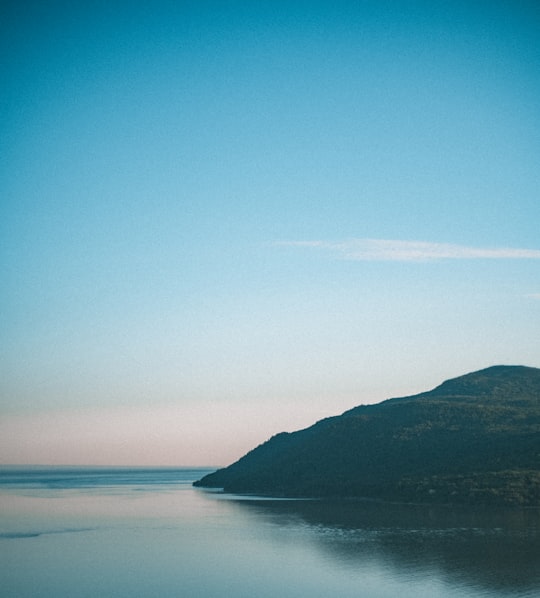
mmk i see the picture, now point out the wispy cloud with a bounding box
[278,239,540,262]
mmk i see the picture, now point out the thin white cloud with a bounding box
[278,239,540,262]
[525,293,540,299]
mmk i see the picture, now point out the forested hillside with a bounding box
[194,366,540,506]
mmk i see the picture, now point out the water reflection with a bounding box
[224,497,540,596]
[2,469,539,598]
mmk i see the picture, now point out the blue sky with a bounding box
[1,0,539,465]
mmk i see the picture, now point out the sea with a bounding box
[1,466,539,598]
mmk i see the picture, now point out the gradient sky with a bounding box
[1,0,539,466]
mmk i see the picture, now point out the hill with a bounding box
[193,366,540,506]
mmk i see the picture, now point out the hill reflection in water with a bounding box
[224,496,540,596]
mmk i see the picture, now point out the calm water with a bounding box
[1,467,539,598]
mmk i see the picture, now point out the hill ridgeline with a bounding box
[194,365,540,506]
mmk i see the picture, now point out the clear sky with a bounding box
[1,0,539,466]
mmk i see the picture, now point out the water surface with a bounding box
[1,467,538,597]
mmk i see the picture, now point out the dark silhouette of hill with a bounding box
[194,366,540,505]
